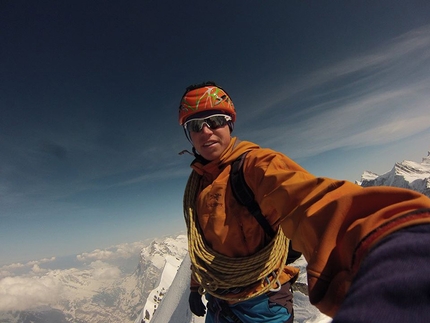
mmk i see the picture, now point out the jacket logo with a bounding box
[207,193,223,209]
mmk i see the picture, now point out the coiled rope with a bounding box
[183,170,290,301]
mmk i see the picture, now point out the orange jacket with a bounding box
[188,137,430,316]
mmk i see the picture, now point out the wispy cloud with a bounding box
[88,260,122,280]
[76,241,145,262]
[244,24,430,158]
[0,257,57,278]
[268,24,430,106]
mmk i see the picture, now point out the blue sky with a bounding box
[1,1,430,266]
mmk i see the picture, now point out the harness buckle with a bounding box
[265,271,281,292]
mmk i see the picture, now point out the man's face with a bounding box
[189,123,231,161]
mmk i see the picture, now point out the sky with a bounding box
[1,0,430,267]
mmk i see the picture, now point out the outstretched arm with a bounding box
[244,148,430,316]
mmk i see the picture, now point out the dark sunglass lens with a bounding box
[206,116,227,129]
[186,116,228,133]
[188,120,204,132]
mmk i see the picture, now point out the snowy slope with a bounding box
[148,254,205,323]
[145,253,331,323]
[135,255,184,323]
[133,235,188,323]
[357,152,430,197]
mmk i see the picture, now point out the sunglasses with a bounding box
[184,114,232,133]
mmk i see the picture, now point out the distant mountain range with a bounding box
[357,151,430,197]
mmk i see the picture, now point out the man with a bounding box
[179,81,430,323]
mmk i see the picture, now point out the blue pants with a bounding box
[205,282,293,323]
[333,223,430,323]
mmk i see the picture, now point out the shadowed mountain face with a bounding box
[17,308,70,323]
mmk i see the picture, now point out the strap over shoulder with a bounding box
[229,151,276,238]
[229,151,302,264]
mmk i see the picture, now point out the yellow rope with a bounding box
[183,170,290,301]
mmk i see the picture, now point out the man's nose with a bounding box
[200,123,213,133]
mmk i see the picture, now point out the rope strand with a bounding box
[183,171,289,301]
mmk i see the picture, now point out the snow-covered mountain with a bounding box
[0,235,188,323]
[357,152,430,197]
[133,235,188,323]
[135,254,199,323]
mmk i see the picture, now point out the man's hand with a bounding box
[189,291,206,316]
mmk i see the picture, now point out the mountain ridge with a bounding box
[357,152,430,197]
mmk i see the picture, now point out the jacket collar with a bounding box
[191,137,260,176]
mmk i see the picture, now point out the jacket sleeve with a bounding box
[190,275,199,292]
[243,149,430,317]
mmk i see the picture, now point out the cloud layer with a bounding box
[0,276,62,311]
[0,241,146,311]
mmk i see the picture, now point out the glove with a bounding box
[189,291,206,316]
